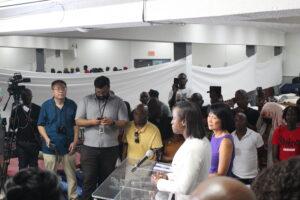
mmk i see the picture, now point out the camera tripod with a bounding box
[0,97,20,190]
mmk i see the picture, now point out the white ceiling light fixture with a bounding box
[0,0,50,7]
[0,0,143,33]
[75,27,90,33]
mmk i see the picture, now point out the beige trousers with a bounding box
[43,153,78,200]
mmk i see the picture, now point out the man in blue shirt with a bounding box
[38,80,78,200]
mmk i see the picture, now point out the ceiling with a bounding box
[2,0,300,39]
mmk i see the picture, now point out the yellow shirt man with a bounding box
[124,121,163,160]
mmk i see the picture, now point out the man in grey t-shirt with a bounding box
[76,76,128,200]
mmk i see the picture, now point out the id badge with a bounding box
[98,125,105,134]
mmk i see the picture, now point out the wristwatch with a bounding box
[112,120,116,126]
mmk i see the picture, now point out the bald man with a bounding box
[190,177,256,200]
[122,104,163,160]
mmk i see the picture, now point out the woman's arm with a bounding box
[216,138,233,176]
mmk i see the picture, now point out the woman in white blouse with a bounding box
[152,101,211,195]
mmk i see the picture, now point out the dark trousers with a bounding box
[16,141,40,169]
[80,145,119,200]
[232,173,254,185]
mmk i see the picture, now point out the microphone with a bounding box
[131,149,154,172]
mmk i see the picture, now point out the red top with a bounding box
[272,125,300,161]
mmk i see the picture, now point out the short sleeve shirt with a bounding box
[168,88,192,101]
[37,98,77,155]
[232,128,264,178]
[124,121,163,160]
[272,125,300,161]
[76,94,128,147]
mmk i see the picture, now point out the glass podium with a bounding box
[92,158,171,200]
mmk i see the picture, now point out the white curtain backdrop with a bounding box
[0,58,186,118]
[0,55,282,118]
[255,55,283,89]
[188,56,257,104]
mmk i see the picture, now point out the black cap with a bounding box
[207,86,222,94]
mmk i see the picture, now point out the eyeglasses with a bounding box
[53,87,66,91]
[134,131,139,143]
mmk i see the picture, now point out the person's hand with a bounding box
[172,84,178,93]
[45,137,51,148]
[100,117,114,126]
[151,172,168,185]
[68,142,77,154]
[151,174,159,185]
[91,118,101,126]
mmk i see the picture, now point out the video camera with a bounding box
[7,73,31,103]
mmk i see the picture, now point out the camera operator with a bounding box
[168,73,192,109]
[37,80,78,200]
[9,88,41,169]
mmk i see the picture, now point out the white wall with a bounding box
[63,39,131,70]
[0,38,278,72]
[192,44,246,67]
[0,36,70,50]
[45,49,64,72]
[0,39,174,72]
[67,24,285,46]
[192,44,275,67]
[256,46,274,63]
[284,33,300,76]
[0,47,35,70]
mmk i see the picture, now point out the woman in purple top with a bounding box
[207,103,235,176]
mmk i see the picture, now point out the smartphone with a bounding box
[173,78,179,85]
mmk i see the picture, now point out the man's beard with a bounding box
[97,94,109,101]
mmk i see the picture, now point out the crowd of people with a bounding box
[3,72,300,200]
[50,65,128,74]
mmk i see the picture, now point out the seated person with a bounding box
[83,65,90,73]
[152,101,211,195]
[233,89,260,131]
[272,106,300,162]
[123,104,163,161]
[4,168,63,200]
[251,156,300,200]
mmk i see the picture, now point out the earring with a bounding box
[181,121,186,127]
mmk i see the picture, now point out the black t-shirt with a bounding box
[10,103,41,143]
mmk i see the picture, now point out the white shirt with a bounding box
[168,88,193,101]
[232,128,264,179]
[157,137,211,195]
